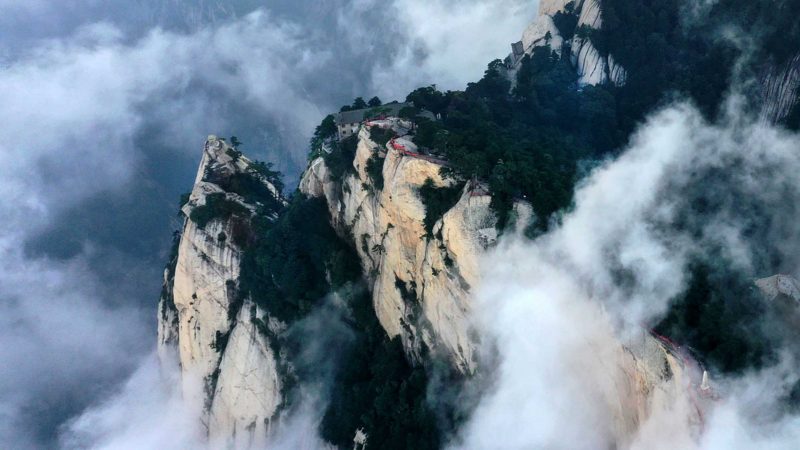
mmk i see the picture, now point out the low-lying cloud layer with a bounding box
[456,100,800,449]
[59,353,205,450]
[0,0,533,447]
[19,2,800,449]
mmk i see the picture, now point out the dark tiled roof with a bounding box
[335,102,436,125]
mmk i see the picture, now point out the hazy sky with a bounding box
[0,1,536,447]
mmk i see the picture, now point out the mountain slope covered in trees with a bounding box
[162,0,800,447]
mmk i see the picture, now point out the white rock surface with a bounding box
[157,239,181,366]
[572,37,609,85]
[299,128,709,443]
[577,0,602,28]
[511,0,628,87]
[760,53,800,123]
[172,213,242,393]
[417,189,499,371]
[570,0,629,86]
[615,330,705,445]
[608,53,628,86]
[157,275,179,367]
[209,302,282,448]
[537,0,574,16]
[301,127,503,372]
[755,273,800,331]
[521,15,564,55]
[158,136,284,445]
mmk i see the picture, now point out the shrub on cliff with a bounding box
[189,193,249,229]
[240,196,360,322]
[418,178,464,237]
[365,153,385,191]
[323,135,358,180]
[369,126,396,147]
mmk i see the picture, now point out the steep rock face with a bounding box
[521,14,564,56]
[300,128,510,373]
[416,191,500,370]
[608,54,628,86]
[615,331,704,445]
[577,0,602,28]
[538,0,573,16]
[759,53,800,123]
[157,244,180,366]
[513,0,627,87]
[570,0,627,86]
[172,209,241,388]
[158,136,284,443]
[208,302,282,448]
[571,37,608,85]
[519,0,570,57]
[301,127,705,439]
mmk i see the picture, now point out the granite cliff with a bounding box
[153,1,800,447]
[158,136,285,447]
[510,0,627,86]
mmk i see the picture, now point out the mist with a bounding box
[0,0,533,448]
[454,99,800,449]
[10,1,800,449]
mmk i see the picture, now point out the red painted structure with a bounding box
[389,138,449,165]
[648,329,713,429]
[468,178,490,197]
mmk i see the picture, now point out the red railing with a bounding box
[389,138,450,165]
[390,138,407,152]
[647,329,711,429]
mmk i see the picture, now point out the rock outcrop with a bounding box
[509,0,628,87]
[759,53,800,123]
[300,128,520,373]
[165,127,708,447]
[158,136,285,445]
[538,0,574,16]
[756,274,800,331]
[300,125,707,443]
[607,54,628,86]
[525,2,796,113]
[571,36,609,85]
[756,274,800,303]
[208,301,282,449]
[614,330,706,446]
[577,0,602,28]
[157,241,180,367]
[521,14,564,57]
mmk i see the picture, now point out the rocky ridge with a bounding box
[152,2,800,443]
[514,0,627,86]
[300,126,508,373]
[158,136,285,446]
[297,125,706,441]
[760,53,800,123]
[160,126,713,447]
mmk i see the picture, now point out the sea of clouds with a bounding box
[0,0,534,447]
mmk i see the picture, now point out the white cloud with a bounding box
[453,100,800,449]
[0,9,345,448]
[58,294,351,450]
[60,353,205,450]
[8,1,800,446]
[370,0,537,96]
